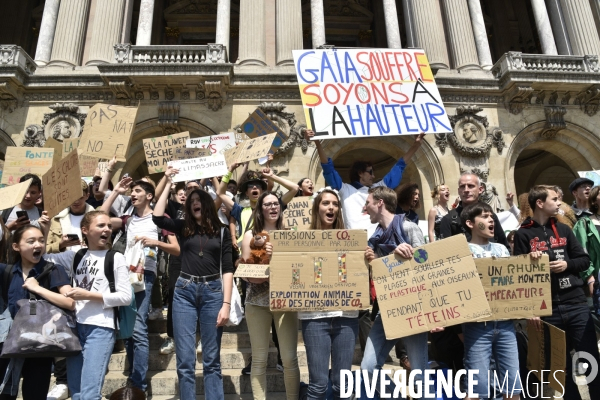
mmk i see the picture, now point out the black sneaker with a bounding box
[242,356,252,375]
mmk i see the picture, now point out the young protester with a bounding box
[573,185,600,296]
[152,173,233,400]
[0,223,74,400]
[361,186,436,399]
[100,177,179,394]
[295,178,314,197]
[506,230,517,255]
[44,211,133,400]
[427,184,452,242]
[570,177,594,220]
[3,174,43,232]
[513,185,600,399]
[460,202,522,400]
[86,177,106,210]
[395,183,420,224]
[300,187,357,399]
[306,129,424,237]
[240,192,299,400]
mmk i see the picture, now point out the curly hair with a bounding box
[396,183,420,210]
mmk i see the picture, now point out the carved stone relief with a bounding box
[21,103,86,147]
[541,106,567,139]
[158,102,180,135]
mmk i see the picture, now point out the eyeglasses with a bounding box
[262,202,280,209]
[365,169,374,175]
[248,184,262,189]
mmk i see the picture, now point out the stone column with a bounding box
[409,0,449,69]
[441,0,480,70]
[559,0,600,56]
[121,0,135,43]
[546,0,572,55]
[86,0,126,65]
[276,0,303,65]
[310,0,326,48]
[238,0,266,65]
[401,0,415,48]
[49,0,91,67]
[382,0,402,49]
[215,0,231,57]
[136,0,155,46]
[466,0,492,69]
[530,0,558,55]
[34,0,61,65]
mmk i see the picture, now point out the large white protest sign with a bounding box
[168,155,228,182]
[186,133,236,156]
[293,49,451,139]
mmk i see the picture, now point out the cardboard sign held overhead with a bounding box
[223,133,277,167]
[282,197,313,230]
[42,150,82,219]
[78,104,138,162]
[240,110,287,153]
[186,132,236,156]
[143,132,190,173]
[269,229,370,312]
[168,154,229,183]
[474,254,552,321]
[172,147,211,161]
[234,264,270,279]
[63,137,80,156]
[293,49,452,139]
[2,147,54,186]
[527,321,566,392]
[44,137,63,164]
[370,235,491,340]
[0,179,32,211]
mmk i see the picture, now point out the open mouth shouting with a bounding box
[32,249,42,259]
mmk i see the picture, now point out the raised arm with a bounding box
[100,176,132,230]
[155,167,176,201]
[219,163,241,211]
[153,168,176,218]
[304,129,327,164]
[261,167,299,205]
[402,132,425,163]
[98,156,118,195]
[305,129,343,190]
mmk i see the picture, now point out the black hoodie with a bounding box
[513,217,590,305]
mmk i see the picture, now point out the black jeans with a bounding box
[543,303,600,400]
[53,358,67,385]
[0,356,53,400]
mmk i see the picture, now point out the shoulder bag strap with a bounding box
[219,227,224,279]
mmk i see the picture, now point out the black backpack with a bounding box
[448,209,466,236]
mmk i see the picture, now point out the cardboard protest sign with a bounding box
[239,110,287,153]
[282,197,313,230]
[0,179,32,211]
[44,137,63,164]
[42,150,82,218]
[293,49,452,139]
[62,137,80,156]
[79,156,100,177]
[527,321,566,392]
[269,229,370,312]
[474,255,552,321]
[172,147,211,161]
[370,235,491,339]
[2,147,54,185]
[223,133,276,166]
[578,170,600,187]
[143,132,190,173]
[78,104,138,161]
[234,264,270,279]
[186,132,236,156]
[168,154,228,182]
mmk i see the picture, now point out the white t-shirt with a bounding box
[6,205,41,231]
[125,213,159,274]
[68,213,84,252]
[44,250,132,329]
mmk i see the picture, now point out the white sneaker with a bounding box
[160,338,175,355]
[196,340,202,354]
[47,383,68,400]
[148,308,163,320]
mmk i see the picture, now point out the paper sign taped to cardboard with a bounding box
[78,156,100,177]
[186,133,236,156]
[282,197,313,230]
[44,137,63,164]
[0,179,32,211]
[78,104,138,161]
[1,147,54,185]
[371,235,491,339]
[239,110,287,153]
[223,133,277,166]
[474,254,552,321]
[527,321,566,392]
[168,154,228,182]
[172,147,211,161]
[234,264,270,279]
[269,230,370,312]
[143,132,190,173]
[42,150,82,219]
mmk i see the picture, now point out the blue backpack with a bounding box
[73,249,137,339]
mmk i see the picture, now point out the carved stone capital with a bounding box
[158,101,180,134]
[504,86,534,114]
[108,80,134,104]
[541,106,567,139]
[575,84,600,117]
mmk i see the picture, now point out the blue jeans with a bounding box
[302,317,358,400]
[359,313,432,399]
[462,320,522,398]
[67,323,115,400]
[125,270,155,391]
[173,276,224,400]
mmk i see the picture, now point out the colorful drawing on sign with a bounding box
[240,110,287,154]
[578,170,600,187]
[292,49,452,139]
[1,147,54,186]
[186,132,236,156]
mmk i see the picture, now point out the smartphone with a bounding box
[16,211,29,221]
[66,234,80,241]
[123,173,130,179]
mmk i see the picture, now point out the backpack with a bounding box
[448,209,466,236]
[72,249,137,339]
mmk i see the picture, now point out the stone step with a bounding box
[145,331,308,351]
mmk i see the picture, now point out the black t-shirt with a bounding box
[166,199,184,221]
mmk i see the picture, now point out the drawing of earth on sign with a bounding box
[413,249,428,263]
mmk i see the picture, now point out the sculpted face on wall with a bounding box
[51,120,73,140]
[21,103,86,147]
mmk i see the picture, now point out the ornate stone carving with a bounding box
[207,44,226,63]
[584,55,599,72]
[150,92,159,100]
[541,106,567,139]
[40,103,86,143]
[504,86,534,114]
[158,101,180,134]
[491,128,505,154]
[575,85,600,116]
[114,43,131,63]
[165,91,175,100]
[22,125,46,147]
[135,91,144,100]
[205,81,225,111]
[108,80,134,101]
[181,91,190,100]
[480,182,503,213]
[0,82,18,113]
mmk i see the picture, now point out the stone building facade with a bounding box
[1,0,600,218]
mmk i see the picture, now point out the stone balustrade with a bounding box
[113,43,228,64]
[0,45,36,74]
[493,51,599,80]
